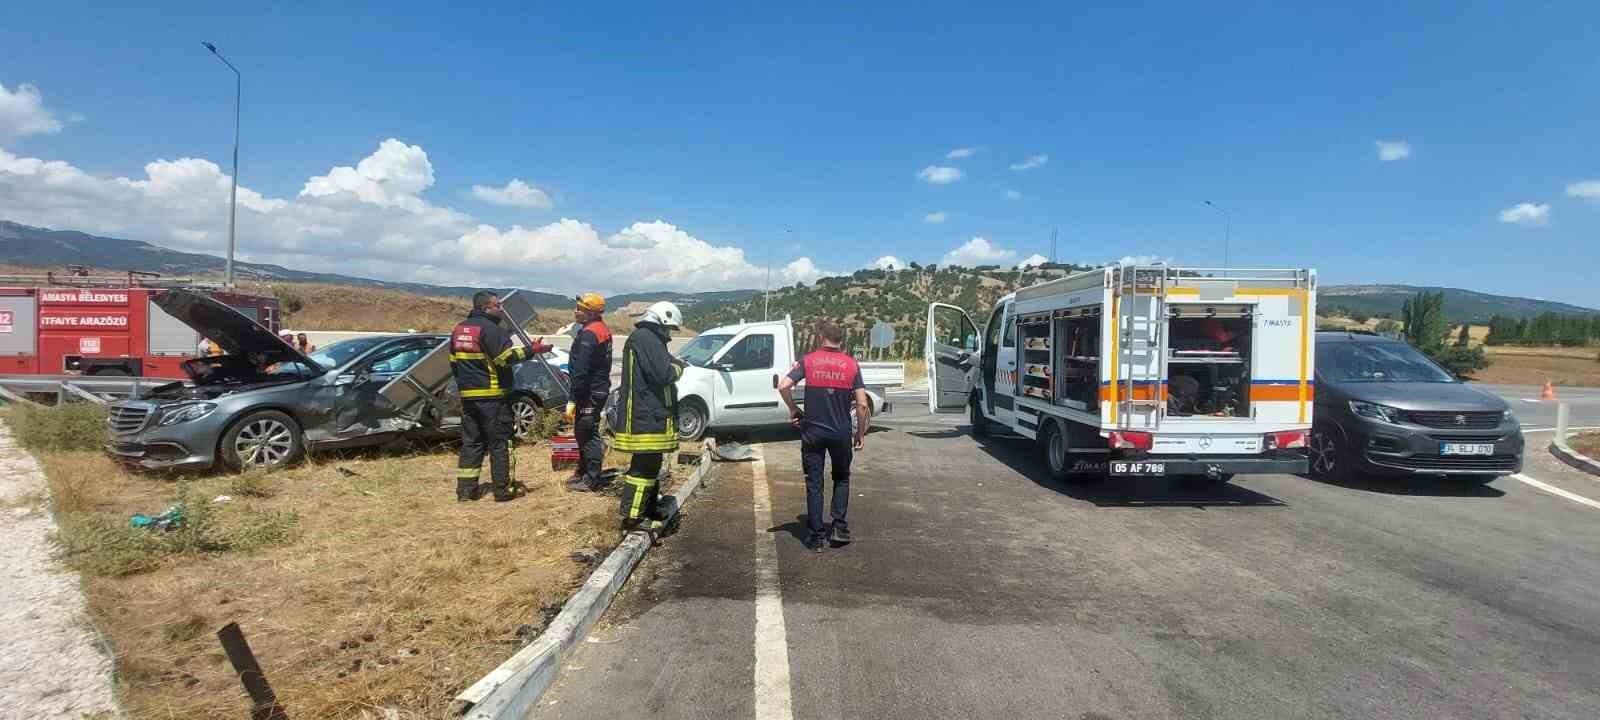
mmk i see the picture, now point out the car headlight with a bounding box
[1349,400,1403,424]
[158,402,217,426]
[1503,409,1518,424]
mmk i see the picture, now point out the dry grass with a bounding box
[901,359,927,388]
[26,440,652,719]
[1471,349,1600,387]
[1485,345,1598,360]
[1571,432,1600,459]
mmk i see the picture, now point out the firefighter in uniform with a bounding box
[450,291,531,502]
[612,301,686,529]
[564,292,613,492]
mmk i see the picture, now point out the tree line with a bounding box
[1483,313,1600,347]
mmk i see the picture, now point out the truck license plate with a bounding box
[1111,461,1166,476]
[1440,443,1495,456]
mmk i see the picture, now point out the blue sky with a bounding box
[1,1,1597,305]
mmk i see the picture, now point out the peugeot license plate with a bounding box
[1440,443,1495,456]
[1110,461,1166,476]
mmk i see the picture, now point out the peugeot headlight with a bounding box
[1349,400,1402,424]
[158,402,217,426]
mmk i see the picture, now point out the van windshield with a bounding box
[1318,341,1456,383]
[677,334,734,367]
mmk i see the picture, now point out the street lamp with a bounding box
[1203,200,1230,269]
[203,42,241,289]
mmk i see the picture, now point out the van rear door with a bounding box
[925,303,978,413]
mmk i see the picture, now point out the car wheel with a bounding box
[221,410,304,471]
[677,398,708,443]
[510,394,543,440]
[1308,424,1349,482]
[969,395,988,437]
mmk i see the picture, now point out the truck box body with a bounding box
[928,265,1315,480]
[0,282,280,379]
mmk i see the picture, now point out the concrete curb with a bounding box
[1550,438,1600,478]
[454,444,716,719]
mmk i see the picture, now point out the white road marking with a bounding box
[1521,426,1600,433]
[1511,473,1600,511]
[751,450,795,720]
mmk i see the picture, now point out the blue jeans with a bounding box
[801,427,853,539]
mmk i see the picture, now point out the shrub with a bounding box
[5,401,107,452]
[228,471,277,499]
[56,482,300,578]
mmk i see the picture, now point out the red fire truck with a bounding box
[0,269,281,380]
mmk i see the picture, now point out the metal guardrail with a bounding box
[0,374,160,404]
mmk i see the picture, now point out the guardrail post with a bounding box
[1555,402,1570,443]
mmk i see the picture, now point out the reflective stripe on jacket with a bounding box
[449,310,528,399]
[612,323,682,453]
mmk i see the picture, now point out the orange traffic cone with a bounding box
[1541,381,1557,401]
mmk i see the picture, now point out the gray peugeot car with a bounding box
[1307,331,1523,484]
[106,290,566,472]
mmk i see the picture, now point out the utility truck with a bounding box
[674,315,905,440]
[927,264,1316,483]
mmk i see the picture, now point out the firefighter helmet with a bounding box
[637,301,683,329]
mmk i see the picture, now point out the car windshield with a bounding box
[677,334,734,367]
[1318,341,1456,383]
[306,336,394,370]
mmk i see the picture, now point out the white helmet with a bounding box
[637,301,683,329]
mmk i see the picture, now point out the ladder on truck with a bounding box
[1113,265,1167,430]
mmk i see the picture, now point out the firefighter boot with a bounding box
[456,469,483,502]
[620,475,658,529]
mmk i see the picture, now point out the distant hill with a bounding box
[0,220,757,310]
[1321,285,1597,323]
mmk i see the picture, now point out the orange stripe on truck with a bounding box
[1250,384,1315,402]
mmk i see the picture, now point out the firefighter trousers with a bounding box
[459,398,517,499]
[801,428,853,539]
[574,405,604,485]
[620,452,664,523]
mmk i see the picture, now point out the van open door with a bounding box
[926,302,978,414]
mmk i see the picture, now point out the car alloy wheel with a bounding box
[235,417,294,467]
[678,401,707,442]
[1309,428,1340,478]
[511,396,541,439]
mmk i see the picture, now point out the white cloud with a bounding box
[871,255,902,271]
[1016,254,1048,269]
[1005,189,1022,200]
[917,165,964,184]
[0,139,835,293]
[1374,140,1411,162]
[1566,180,1600,200]
[470,178,554,208]
[1497,203,1550,227]
[941,237,1016,267]
[945,147,979,159]
[1009,154,1048,171]
[1118,254,1172,266]
[923,211,948,224]
[0,82,64,143]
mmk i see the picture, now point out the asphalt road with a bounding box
[534,385,1600,719]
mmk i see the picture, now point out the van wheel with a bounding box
[1040,421,1093,483]
[220,410,304,471]
[969,396,988,437]
[677,398,708,442]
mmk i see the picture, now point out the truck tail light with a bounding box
[1108,430,1153,451]
[1265,430,1307,450]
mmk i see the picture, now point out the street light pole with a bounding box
[1204,200,1230,269]
[204,42,241,289]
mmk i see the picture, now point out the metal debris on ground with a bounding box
[710,441,756,462]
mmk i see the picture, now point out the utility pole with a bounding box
[204,42,241,289]
[1204,200,1230,269]
[1049,226,1058,265]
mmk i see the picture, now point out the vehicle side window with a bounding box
[367,344,433,375]
[984,306,1004,352]
[1002,311,1016,348]
[723,333,775,371]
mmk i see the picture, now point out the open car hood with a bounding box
[155,289,322,373]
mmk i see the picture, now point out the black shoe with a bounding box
[493,483,528,502]
[804,534,826,553]
[456,479,481,502]
[565,475,597,492]
[830,521,852,545]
